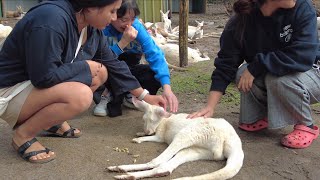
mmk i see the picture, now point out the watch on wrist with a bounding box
[138,89,149,101]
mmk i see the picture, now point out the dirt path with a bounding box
[1,103,319,179]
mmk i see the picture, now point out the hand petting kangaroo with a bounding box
[108,97,244,180]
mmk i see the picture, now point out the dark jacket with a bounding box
[211,0,320,93]
[0,0,140,95]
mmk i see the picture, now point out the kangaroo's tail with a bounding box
[174,149,244,180]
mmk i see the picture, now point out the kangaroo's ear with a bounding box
[155,106,166,117]
[165,10,170,15]
[195,20,200,24]
[155,106,171,118]
[132,97,149,111]
[160,10,164,15]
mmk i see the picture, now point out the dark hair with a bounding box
[68,0,118,12]
[117,0,140,18]
[232,0,265,45]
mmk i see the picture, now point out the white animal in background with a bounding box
[158,43,210,65]
[146,28,210,65]
[317,17,320,29]
[0,24,13,39]
[6,5,23,18]
[160,10,172,33]
[171,20,205,40]
[108,98,244,180]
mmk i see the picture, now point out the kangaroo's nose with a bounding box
[144,130,150,135]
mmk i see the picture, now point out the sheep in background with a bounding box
[108,98,244,180]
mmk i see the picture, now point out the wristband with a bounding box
[138,89,149,101]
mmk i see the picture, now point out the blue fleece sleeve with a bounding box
[25,27,92,88]
[247,2,319,77]
[103,26,123,56]
[133,19,171,86]
[110,43,124,56]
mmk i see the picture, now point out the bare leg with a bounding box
[46,62,109,136]
[13,62,108,161]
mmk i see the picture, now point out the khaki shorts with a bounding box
[0,82,33,129]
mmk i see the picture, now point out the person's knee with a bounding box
[265,74,290,93]
[98,65,108,85]
[235,64,248,85]
[69,85,93,112]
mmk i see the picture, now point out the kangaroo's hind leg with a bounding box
[113,147,213,180]
[157,147,214,174]
[109,135,194,173]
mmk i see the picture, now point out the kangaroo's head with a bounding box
[195,20,204,30]
[132,97,168,135]
[160,10,170,21]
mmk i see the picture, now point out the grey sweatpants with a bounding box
[236,63,320,129]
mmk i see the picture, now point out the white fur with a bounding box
[317,17,320,29]
[145,28,210,65]
[158,43,210,65]
[160,10,172,33]
[0,24,12,39]
[171,20,204,40]
[108,99,244,180]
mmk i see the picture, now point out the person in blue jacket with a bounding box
[0,0,166,163]
[93,0,178,117]
[189,0,320,149]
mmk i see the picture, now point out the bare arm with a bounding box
[187,91,223,119]
[130,88,166,109]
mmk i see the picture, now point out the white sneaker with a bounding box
[93,93,112,117]
[122,93,137,109]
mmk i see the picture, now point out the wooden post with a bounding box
[179,0,189,67]
[168,0,172,18]
[203,0,207,14]
[2,0,6,18]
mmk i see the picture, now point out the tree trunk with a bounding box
[179,0,189,67]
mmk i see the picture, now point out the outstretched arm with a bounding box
[187,91,223,119]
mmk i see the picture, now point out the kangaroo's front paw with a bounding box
[114,174,135,180]
[108,166,121,172]
[108,166,128,173]
[136,132,145,137]
[132,138,142,143]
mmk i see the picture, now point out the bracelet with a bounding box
[138,89,149,101]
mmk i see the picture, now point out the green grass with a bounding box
[170,61,240,105]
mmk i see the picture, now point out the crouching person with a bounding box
[0,0,165,163]
[188,0,320,149]
[93,0,178,118]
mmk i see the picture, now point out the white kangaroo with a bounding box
[108,98,244,180]
[160,10,172,33]
[171,20,205,40]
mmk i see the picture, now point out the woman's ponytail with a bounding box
[233,0,255,15]
[231,0,263,46]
